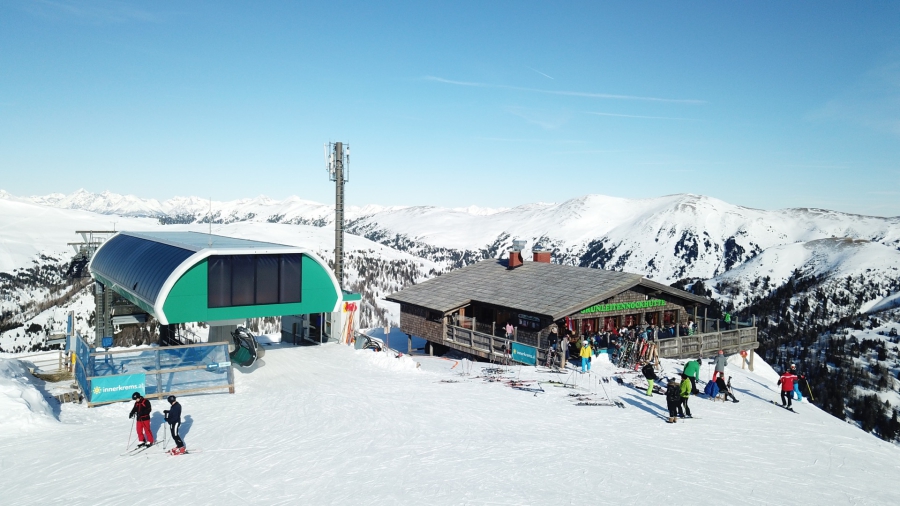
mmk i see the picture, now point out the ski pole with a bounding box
[804,378,815,402]
[126,417,135,451]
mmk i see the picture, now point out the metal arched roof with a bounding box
[89,231,342,324]
[90,234,195,308]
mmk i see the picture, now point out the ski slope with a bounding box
[2,344,899,505]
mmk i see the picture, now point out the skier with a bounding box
[129,392,154,447]
[665,378,681,423]
[579,340,592,373]
[683,357,701,395]
[777,368,799,409]
[715,375,739,403]
[679,372,693,418]
[641,361,658,396]
[163,395,186,455]
[790,364,803,401]
[712,350,727,382]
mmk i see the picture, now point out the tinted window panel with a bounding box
[256,255,280,305]
[279,254,302,303]
[231,256,256,306]
[207,256,232,308]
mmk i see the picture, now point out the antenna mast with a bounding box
[325,141,350,289]
[208,197,213,247]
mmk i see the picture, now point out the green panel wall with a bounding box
[162,255,340,324]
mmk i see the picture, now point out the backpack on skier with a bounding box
[704,380,719,398]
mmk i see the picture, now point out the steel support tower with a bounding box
[325,142,349,289]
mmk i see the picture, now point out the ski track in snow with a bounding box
[1,345,899,505]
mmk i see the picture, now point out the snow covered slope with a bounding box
[711,238,900,310]
[12,190,899,283]
[1,344,898,505]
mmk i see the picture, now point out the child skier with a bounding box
[163,395,186,455]
[777,368,799,409]
[128,392,154,447]
[679,373,693,418]
[641,362,658,396]
[790,364,803,401]
[580,340,592,373]
[665,378,681,423]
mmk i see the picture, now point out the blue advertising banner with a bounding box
[90,373,146,403]
[511,342,537,366]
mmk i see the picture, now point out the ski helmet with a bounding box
[167,395,176,403]
[131,392,141,400]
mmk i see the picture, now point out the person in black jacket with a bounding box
[665,379,681,423]
[641,362,658,396]
[129,392,154,447]
[163,395,186,454]
[715,375,739,403]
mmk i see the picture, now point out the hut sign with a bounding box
[580,299,666,315]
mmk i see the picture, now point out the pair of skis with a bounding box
[771,400,798,413]
[120,442,199,457]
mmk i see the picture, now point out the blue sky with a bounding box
[1,1,899,216]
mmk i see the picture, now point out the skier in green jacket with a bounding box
[683,358,701,395]
[679,372,693,418]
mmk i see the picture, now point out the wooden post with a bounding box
[489,335,495,360]
[703,307,708,333]
[716,318,720,332]
[749,349,754,371]
[429,342,433,356]
[559,338,566,369]
[408,335,412,354]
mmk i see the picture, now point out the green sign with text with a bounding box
[580,299,665,315]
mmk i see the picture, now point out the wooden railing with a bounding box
[657,327,758,359]
[444,324,757,364]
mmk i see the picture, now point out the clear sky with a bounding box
[1,1,899,216]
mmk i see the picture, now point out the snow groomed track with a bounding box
[1,343,899,505]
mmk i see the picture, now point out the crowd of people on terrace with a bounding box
[542,319,698,364]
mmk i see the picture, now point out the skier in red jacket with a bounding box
[129,392,154,447]
[777,369,799,408]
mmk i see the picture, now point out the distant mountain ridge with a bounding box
[6,189,898,283]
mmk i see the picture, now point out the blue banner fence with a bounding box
[71,334,234,407]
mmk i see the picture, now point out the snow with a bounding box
[864,290,900,314]
[727,351,780,384]
[11,189,900,283]
[2,344,899,505]
[0,358,56,434]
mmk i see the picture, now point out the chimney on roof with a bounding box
[508,239,527,270]
[532,248,551,263]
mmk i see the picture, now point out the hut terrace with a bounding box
[386,253,759,364]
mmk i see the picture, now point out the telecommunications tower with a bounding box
[324,142,349,288]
